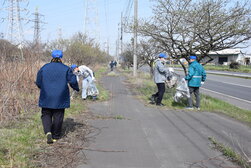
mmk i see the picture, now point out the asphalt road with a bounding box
[78,73,251,168]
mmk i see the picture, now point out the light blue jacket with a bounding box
[185,61,206,87]
[153,59,169,83]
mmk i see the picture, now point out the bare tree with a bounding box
[138,39,163,76]
[120,42,149,70]
[138,0,251,74]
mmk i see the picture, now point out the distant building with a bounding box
[200,49,246,65]
[178,48,250,65]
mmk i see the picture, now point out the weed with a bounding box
[209,137,251,168]
[113,115,125,120]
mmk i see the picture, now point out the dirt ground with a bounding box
[33,107,98,168]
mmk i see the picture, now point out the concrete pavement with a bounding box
[78,72,251,168]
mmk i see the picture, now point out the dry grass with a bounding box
[0,58,42,122]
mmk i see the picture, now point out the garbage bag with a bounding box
[166,68,178,88]
[174,78,190,102]
[166,73,178,88]
[87,81,99,96]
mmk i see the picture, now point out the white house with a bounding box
[199,49,246,65]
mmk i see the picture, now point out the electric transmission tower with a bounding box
[5,0,29,59]
[32,7,45,50]
[84,0,100,43]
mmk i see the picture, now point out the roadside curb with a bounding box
[173,68,251,78]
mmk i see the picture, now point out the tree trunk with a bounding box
[178,59,187,76]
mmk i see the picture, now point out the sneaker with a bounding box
[156,103,165,106]
[150,95,156,103]
[185,107,194,110]
[46,132,53,144]
[196,107,200,110]
[52,139,58,143]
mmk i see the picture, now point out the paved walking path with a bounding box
[78,72,251,168]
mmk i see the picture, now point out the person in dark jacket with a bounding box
[151,53,170,106]
[185,55,206,110]
[36,50,79,144]
[110,61,114,71]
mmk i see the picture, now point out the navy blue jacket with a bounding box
[36,62,79,109]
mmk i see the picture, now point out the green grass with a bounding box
[113,115,126,120]
[107,71,119,76]
[96,83,110,101]
[209,137,251,168]
[204,65,251,73]
[126,71,251,125]
[0,99,85,167]
[170,64,251,73]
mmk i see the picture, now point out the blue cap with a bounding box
[189,55,197,60]
[71,64,78,70]
[159,53,167,59]
[52,50,63,58]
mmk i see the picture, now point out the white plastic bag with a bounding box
[174,78,190,102]
[166,68,178,88]
[87,81,99,96]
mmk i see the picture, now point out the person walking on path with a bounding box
[36,50,79,144]
[110,61,114,71]
[71,64,96,100]
[151,53,170,106]
[185,55,206,110]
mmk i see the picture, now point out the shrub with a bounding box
[229,61,240,69]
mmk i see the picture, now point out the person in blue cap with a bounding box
[185,55,206,110]
[36,50,79,144]
[150,53,170,106]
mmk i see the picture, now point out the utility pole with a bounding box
[120,12,123,57]
[133,0,138,77]
[117,23,120,61]
[105,0,110,59]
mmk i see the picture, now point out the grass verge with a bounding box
[0,99,85,168]
[0,65,110,167]
[170,64,251,73]
[209,137,251,168]
[122,69,251,125]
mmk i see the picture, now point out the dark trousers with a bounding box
[41,108,65,139]
[188,87,200,108]
[153,83,166,104]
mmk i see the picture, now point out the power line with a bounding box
[31,7,45,49]
[84,0,100,43]
[5,0,29,59]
